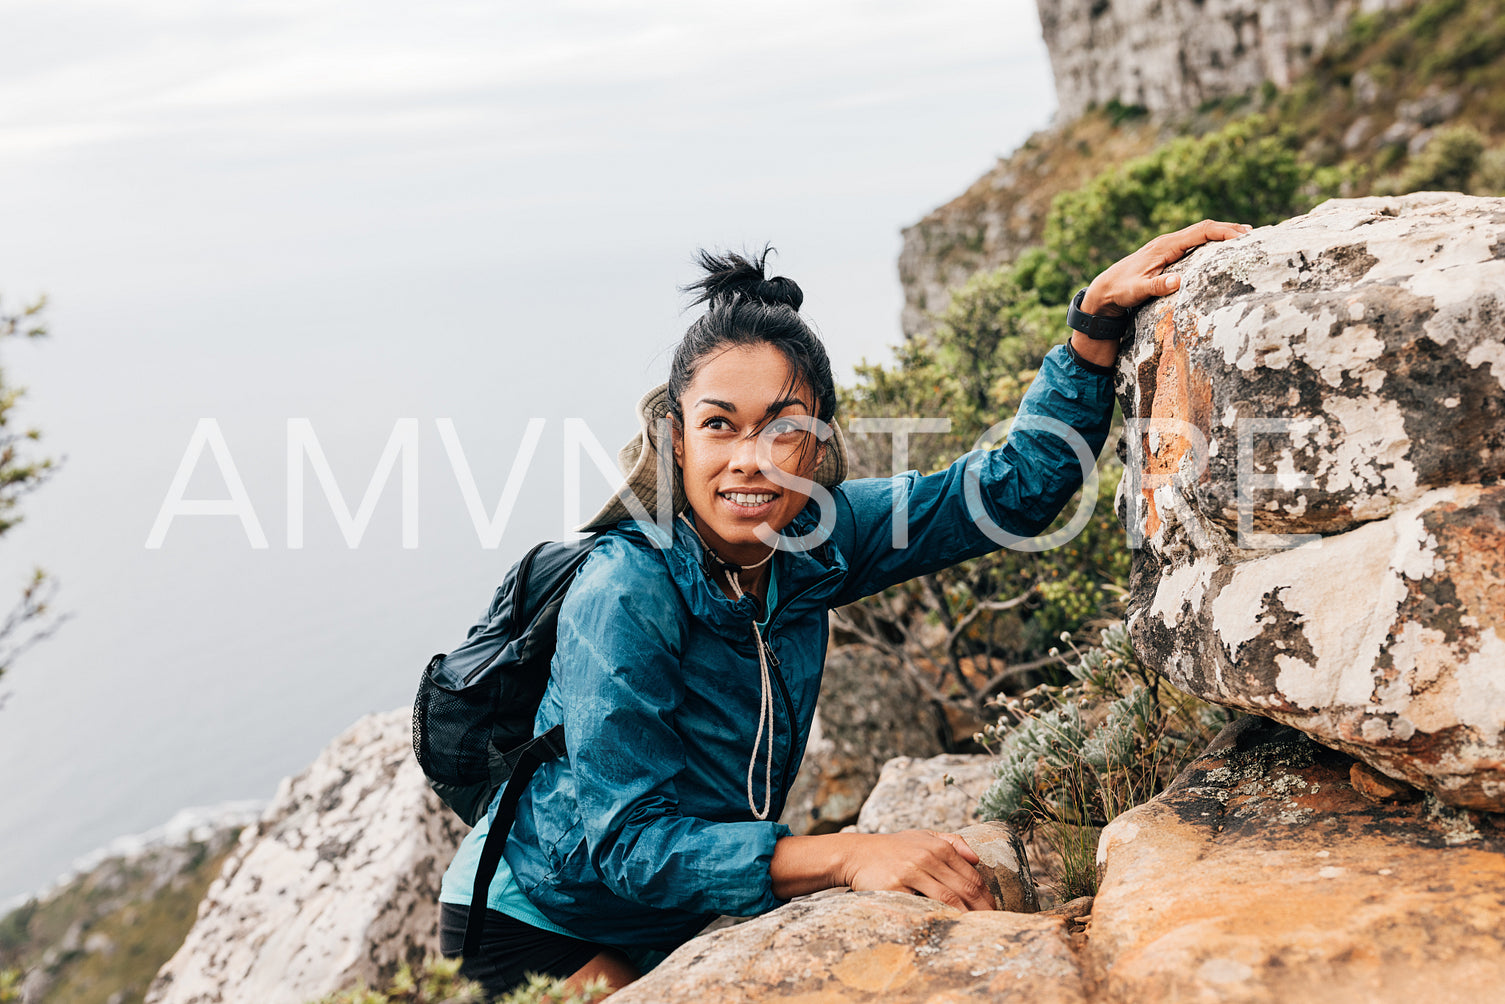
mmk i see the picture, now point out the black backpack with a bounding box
[412,533,601,957]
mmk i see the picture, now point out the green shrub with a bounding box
[310,956,487,1004]
[1427,21,1505,75]
[977,624,1230,897]
[1409,0,1466,42]
[1039,116,1332,302]
[1476,146,1505,195]
[496,972,611,1004]
[1344,11,1383,49]
[1105,98,1148,126]
[310,958,609,1004]
[838,265,1132,728]
[1407,125,1486,192]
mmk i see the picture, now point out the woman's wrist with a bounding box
[770,833,859,899]
[1069,329,1120,369]
[1070,274,1126,368]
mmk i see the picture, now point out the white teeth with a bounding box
[725,492,775,506]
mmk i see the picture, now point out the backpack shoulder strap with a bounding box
[465,723,568,958]
[460,534,599,959]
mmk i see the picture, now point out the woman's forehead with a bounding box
[683,344,813,412]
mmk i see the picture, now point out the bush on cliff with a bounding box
[1033,116,1340,304]
[310,958,607,1004]
[835,112,1336,734]
[1373,124,1505,196]
[837,269,1130,735]
[977,624,1229,898]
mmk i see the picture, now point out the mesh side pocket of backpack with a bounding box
[413,658,498,789]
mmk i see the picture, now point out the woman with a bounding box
[438,220,1251,997]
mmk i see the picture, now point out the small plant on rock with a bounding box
[309,956,608,1004]
[311,956,485,1004]
[308,963,608,1004]
[977,623,1230,898]
[494,972,611,1004]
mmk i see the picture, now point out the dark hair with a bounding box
[669,247,837,426]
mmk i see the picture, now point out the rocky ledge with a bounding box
[124,706,1504,1003]
[615,719,1505,1002]
[144,710,466,1004]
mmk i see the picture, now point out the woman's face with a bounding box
[672,342,824,565]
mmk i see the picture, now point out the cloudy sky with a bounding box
[0,0,1056,901]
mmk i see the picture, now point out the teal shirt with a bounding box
[439,811,579,937]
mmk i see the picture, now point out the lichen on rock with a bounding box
[1117,193,1505,811]
[144,710,467,1004]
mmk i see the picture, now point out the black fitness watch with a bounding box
[1066,287,1133,341]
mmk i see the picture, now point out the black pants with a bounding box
[439,902,605,997]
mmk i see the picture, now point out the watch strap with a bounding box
[1066,287,1132,341]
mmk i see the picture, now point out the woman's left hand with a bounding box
[1081,218,1253,317]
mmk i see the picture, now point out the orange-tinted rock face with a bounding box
[609,722,1504,1004]
[1132,304,1215,541]
[610,891,1089,1004]
[1118,194,1505,811]
[1090,717,1505,1004]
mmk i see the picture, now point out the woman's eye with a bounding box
[702,416,733,431]
[768,418,803,436]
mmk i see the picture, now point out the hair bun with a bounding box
[684,246,803,312]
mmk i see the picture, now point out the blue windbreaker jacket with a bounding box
[450,342,1114,951]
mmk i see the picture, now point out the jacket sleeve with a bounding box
[552,539,791,918]
[828,342,1115,607]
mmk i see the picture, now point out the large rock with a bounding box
[611,891,1087,1004]
[1036,0,1389,121]
[611,719,1504,1003]
[145,710,467,1004]
[1118,193,1505,810]
[781,645,946,836]
[853,754,995,835]
[1090,715,1505,1002]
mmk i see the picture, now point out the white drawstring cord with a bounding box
[678,514,777,820]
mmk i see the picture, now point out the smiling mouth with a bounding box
[721,491,777,508]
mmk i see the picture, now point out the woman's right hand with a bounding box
[840,830,995,911]
[770,829,995,910]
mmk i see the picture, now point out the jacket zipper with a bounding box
[761,634,798,808]
[761,565,844,810]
